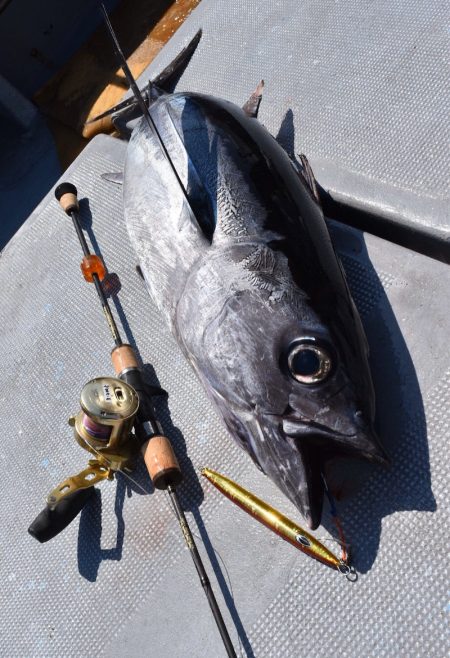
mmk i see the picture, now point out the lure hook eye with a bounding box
[287,339,333,384]
[338,562,358,582]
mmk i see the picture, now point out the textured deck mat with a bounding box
[135,0,449,256]
[0,135,448,658]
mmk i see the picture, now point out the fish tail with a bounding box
[86,30,202,126]
[152,29,202,93]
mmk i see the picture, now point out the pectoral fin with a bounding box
[101,172,124,185]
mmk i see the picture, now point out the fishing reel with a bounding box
[71,377,139,467]
[29,351,183,544]
[47,376,140,510]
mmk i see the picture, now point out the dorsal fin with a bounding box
[242,80,264,118]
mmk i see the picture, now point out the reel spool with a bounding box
[70,376,140,469]
[46,377,140,509]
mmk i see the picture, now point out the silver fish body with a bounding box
[123,91,387,528]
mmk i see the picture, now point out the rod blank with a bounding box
[57,181,237,657]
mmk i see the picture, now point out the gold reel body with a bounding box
[47,377,140,508]
[72,376,140,469]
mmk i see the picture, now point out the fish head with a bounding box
[196,260,387,530]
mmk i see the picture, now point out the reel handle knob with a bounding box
[28,488,94,543]
[54,182,79,215]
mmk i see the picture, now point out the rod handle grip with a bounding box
[111,344,139,374]
[110,345,183,489]
[54,182,79,215]
[141,435,182,490]
[28,487,94,543]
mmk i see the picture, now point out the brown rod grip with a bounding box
[141,435,182,490]
[111,344,139,376]
[59,193,79,214]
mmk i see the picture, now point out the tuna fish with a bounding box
[98,29,388,529]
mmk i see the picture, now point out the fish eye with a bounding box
[287,340,332,384]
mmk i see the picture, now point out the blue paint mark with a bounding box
[54,361,65,381]
[40,457,59,477]
[22,579,47,592]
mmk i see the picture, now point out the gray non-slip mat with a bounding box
[135,0,449,256]
[0,135,448,657]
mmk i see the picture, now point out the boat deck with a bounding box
[1,1,448,656]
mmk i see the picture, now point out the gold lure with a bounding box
[202,468,354,576]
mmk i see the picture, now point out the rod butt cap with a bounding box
[55,182,79,215]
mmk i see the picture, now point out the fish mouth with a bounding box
[281,412,388,465]
[258,409,388,529]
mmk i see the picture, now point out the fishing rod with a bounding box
[100,3,196,222]
[28,183,237,658]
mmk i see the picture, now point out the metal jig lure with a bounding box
[202,468,357,580]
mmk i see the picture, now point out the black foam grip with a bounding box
[54,182,77,201]
[28,487,95,543]
[120,368,160,433]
